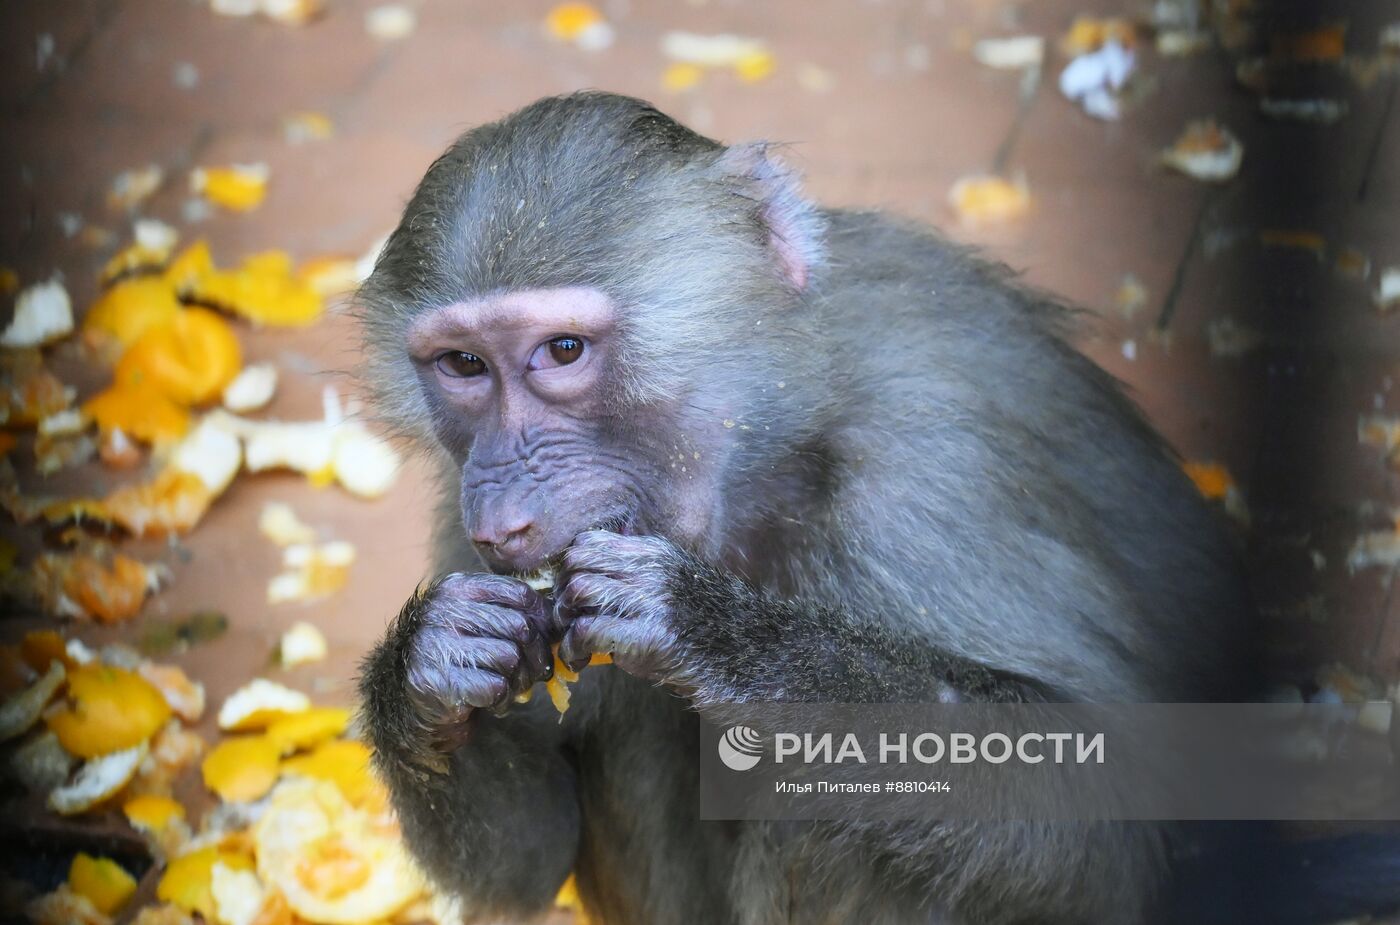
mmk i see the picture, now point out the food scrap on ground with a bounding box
[364,4,416,41]
[190,164,270,212]
[1160,120,1244,182]
[972,35,1045,70]
[947,174,1031,224]
[267,540,355,604]
[545,3,615,52]
[661,31,776,87]
[2,280,74,349]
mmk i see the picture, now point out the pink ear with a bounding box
[717,144,826,291]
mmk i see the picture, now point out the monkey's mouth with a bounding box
[509,512,640,592]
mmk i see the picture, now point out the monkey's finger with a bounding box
[433,601,535,646]
[556,571,625,615]
[452,637,521,677]
[517,622,554,685]
[560,615,672,673]
[453,667,512,709]
[438,572,542,610]
[410,661,511,713]
[564,531,667,577]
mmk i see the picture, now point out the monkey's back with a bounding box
[803,210,1254,702]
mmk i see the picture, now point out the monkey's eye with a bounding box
[436,351,487,378]
[529,336,586,370]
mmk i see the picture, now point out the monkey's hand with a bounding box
[556,530,695,686]
[361,573,560,769]
[555,531,1035,705]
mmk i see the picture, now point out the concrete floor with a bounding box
[2,0,1400,918]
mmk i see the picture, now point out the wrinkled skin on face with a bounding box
[407,286,732,578]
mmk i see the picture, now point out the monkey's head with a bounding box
[360,93,829,576]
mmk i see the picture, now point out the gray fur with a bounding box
[357,92,1253,925]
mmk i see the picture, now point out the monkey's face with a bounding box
[407,285,727,577]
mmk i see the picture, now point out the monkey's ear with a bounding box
[716,144,826,291]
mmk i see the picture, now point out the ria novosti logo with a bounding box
[718,725,764,771]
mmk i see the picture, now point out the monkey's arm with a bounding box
[558,531,1041,705]
[359,585,580,920]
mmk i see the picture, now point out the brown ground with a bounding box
[2,0,1399,919]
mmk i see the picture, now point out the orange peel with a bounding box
[68,853,138,916]
[254,779,423,923]
[49,742,147,815]
[264,706,351,754]
[185,251,324,327]
[191,165,269,212]
[83,381,191,444]
[279,738,386,811]
[115,308,242,406]
[32,551,162,623]
[123,793,187,830]
[84,277,182,348]
[218,678,311,731]
[202,735,283,802]
[46,663,171,757]
[156,846,254,920]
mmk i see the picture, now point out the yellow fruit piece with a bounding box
[47,664,172,758]
[280,739,386,810]
[100,244,171,287]
[267,541,355,603]
[83,382,191,444]
[32,551,160,623]
[1183,461,1235,500]
[265,706,351,754]
[25,884,110,925]
[283,111,335,143]
[164,240,215,291]
[545,2,603,40]
[556,873,586,914]
[544,649,611,715]
[948,174,1031,224]
[202,736,283,802]
[278,620,329,668]
[734,49,776,82]
[50,742,147,815]
[129,722,207,801]
[254,779,423,923]
[123,793,187,830]
[20,629,73,673]
[138,663,206,722]
[48,467,214,536]
[116,308,242,406]
[192,165,269,212]
[662,62,704,92]
[297,255,358,297]
[186,251,324,327]
[219,678,311,731]
[69,853,137,916]
[84,277,182,348]
[157,846,254,919]
[1060,16,1136,55]
[258,502,316,548]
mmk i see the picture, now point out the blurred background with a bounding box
[2,0,1399,922]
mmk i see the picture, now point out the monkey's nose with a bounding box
[471,516,536,558]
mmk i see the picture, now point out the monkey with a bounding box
[355,92,1258,925]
